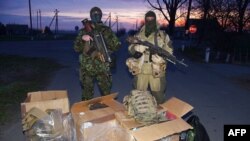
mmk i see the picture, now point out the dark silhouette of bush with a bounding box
[0,22,6,35]
[127,29,137,36]
[44,26,52,35]
[116,28,126,37]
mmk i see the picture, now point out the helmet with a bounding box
[145,11,157,37]
[90,7,102,23]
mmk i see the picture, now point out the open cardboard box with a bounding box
[20,90,70,118]
[71,93,132,141]
[71,93,125,122]
[115,97,194,141]
[71,95,193,141]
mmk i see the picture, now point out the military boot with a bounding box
[152,91,165,104]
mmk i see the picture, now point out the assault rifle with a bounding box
[82,18,112,63]
[127,36,188,67]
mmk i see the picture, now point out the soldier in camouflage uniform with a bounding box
[74,7,121,100]
[127,11,173,104]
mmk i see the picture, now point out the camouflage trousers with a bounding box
[80,72,112,101]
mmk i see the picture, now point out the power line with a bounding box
[49,9,59,34]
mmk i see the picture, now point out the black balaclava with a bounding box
[145,11,157,37]
[90,7,102,24]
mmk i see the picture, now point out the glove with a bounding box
[134,45,147,53]
[133,52,143,59]
[82,35,93,41]
[151,54,165,64]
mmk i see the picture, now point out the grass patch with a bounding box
[0,54,63,124]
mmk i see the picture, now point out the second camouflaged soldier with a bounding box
[74,7,121,100]
[127,11,173,104]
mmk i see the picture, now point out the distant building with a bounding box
[6,24,29,35]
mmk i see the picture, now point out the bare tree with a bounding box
[209,0,235,31]
[145,0,188,35]
[193,0,211,19]
[195,0,249,32]
[235,0,250,33]
[185,0,193,30]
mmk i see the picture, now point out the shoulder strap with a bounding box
[154,29,159,47]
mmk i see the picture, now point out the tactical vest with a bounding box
[123,90,158,124]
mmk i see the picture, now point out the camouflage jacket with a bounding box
[74,22,121,75]
[128,25,173,76]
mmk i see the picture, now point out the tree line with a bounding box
[145,0,250,35]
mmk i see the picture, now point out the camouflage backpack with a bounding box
[123,90,158,124]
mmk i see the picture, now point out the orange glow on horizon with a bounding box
[157,18,185,27]
[58,10,188,30]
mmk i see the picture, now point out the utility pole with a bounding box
[55,9,59,35]
[37,9,42,31]
[37,10,39,30]
[39,9,42,31]
[116,16,118,33]
[28,0,33,39]
[109,13,111,28]
[136,19,138,31]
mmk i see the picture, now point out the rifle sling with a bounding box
[154,29,159,47]
[148,29,159,61]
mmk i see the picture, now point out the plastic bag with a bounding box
[25,109,76,141]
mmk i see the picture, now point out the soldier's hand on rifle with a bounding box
[82,35,93,41]
[134,45,148,53]
[151,54,165,64]
[97,52,105,62]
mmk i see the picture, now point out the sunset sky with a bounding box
[0,0,169,31]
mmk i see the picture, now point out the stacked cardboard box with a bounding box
[21,91,193,140]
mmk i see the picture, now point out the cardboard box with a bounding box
[72,95,194,141]
[115,97,194,141]
[71,93,129,141]
[71,93,125,122]
[21,90,70,117]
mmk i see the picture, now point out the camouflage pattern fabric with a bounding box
[74,22,120,100]
[123,90,158,124]
[128,24,173,104]
[81,72,112,100]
